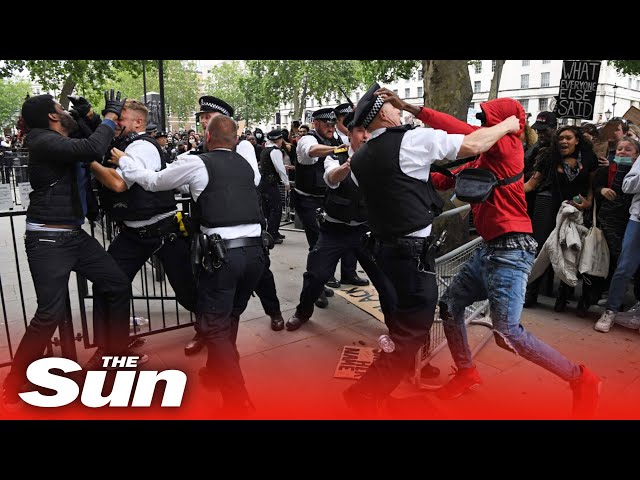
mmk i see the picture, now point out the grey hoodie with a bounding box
[621,157,640,221]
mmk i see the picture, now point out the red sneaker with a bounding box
[435,366,483,400]
[570,365,601,420]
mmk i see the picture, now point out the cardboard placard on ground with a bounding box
[332,284,384,323]
[334,345,381,379]
[0,184,13,210]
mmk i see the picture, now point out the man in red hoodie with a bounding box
[373,88,601,419]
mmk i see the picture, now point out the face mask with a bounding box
[613,155,634,166]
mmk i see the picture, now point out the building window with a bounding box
[542,60,551,64]
[310,98,314,107]
[522,60,530,67]
[475,62,482,74]
[417,86,423,97]
[405,88,410,98]
[355,92,360,101]
[521,74,529,89]
[474,81,481,93]
[539,98,549,111]
[629,78,633,88]
[418,69,423,80]
[541,72,550,87]
[393,89,398,96]
[492,60,496,72]
[520,99,529,111]
[637,80,640,90]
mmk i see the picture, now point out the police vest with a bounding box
[295,130,339,196]
[350,125,444,239]
[99,133,177,222]
[259,146,280,185]
[324,149,367,224]
[196,150,263,228]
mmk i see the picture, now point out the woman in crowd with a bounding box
[524,126,598,312]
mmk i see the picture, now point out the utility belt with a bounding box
[361,231,447,273]
[191,232,270,274]
[122,215,180,240]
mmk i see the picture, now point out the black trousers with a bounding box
[253,254,281,317]
[258,181,282,237]
[294,192,358,278]
[196,245,266,403]
[296,222,396,321]
[350,243,438,398]
[93,228,197,346]
[4,230,130,391]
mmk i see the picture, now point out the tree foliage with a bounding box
[0,78,31,130]
[80,60,199,125]
[608,60,640,76]
[204,61,275,126]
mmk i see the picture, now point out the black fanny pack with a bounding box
[431,158,523,204]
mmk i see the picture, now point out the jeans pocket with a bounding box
[487,249,533,273]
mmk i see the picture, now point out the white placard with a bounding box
[18,182,33,209]
[0,184,13,210]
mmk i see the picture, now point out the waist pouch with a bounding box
[454,168,523,203]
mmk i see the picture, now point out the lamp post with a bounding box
[605,109,612,121]
[158,60,167,133]
[612,83,618,118]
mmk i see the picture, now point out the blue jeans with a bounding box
[440,245,580,382]
[607,219,640,312]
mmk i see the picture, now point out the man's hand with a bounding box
[330,158,352,184]
[598,156,610,167]
[601,187,617,201]
[68,96,91,117]
[502,115,520,134]
[285,164,295,171]
[108,147,126,167]
[102,89,127,117]
[374,87,407,110]
[569,194,591,211]
[284,184,291,192]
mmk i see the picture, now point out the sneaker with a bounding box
[570,365,601,420]
[594,310,616,333]
[420,363,440,379]
[627,301,640,314]
[435,366,482,400]
[342,385,383,418]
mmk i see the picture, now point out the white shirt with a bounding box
[264,141,290,186]
[118,147,261,239]
[114,134,177,228]
[351,126,464,237]
[295,132,328,197]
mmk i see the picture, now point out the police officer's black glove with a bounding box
[101,89,127,117]
[68,95,92,117]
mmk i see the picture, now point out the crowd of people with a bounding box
[4,81,627,420]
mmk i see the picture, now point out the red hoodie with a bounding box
[420,98,531,241]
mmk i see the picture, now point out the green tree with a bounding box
[0,78,31,131]
[81,60,199,127]
[204,61,275,127]
[0,60,147,109]
[608,60,640,76]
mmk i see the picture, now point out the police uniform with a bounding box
[286,112,397,332]
[334,102,352,147]
[181,97,283,346]
[258,129,290,240]
[117,132,266,412]
[346,82,464,407]
[93,127,198,352]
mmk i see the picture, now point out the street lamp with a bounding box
[612,83,618,118]
[605,109,612,121]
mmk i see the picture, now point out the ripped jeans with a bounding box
[439,246,580,382]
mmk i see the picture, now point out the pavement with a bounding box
[1,214,640,421]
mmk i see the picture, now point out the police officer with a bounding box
[286,111,396,332]
[111,114,266,416]
[2,92,131,408]
[154,130,173,164]
[258,129,290,243]
[89,99,197,365]
[331,102,369,288]
[345,82,520,415]
[179,97,286,354]
[295,108,356,306]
